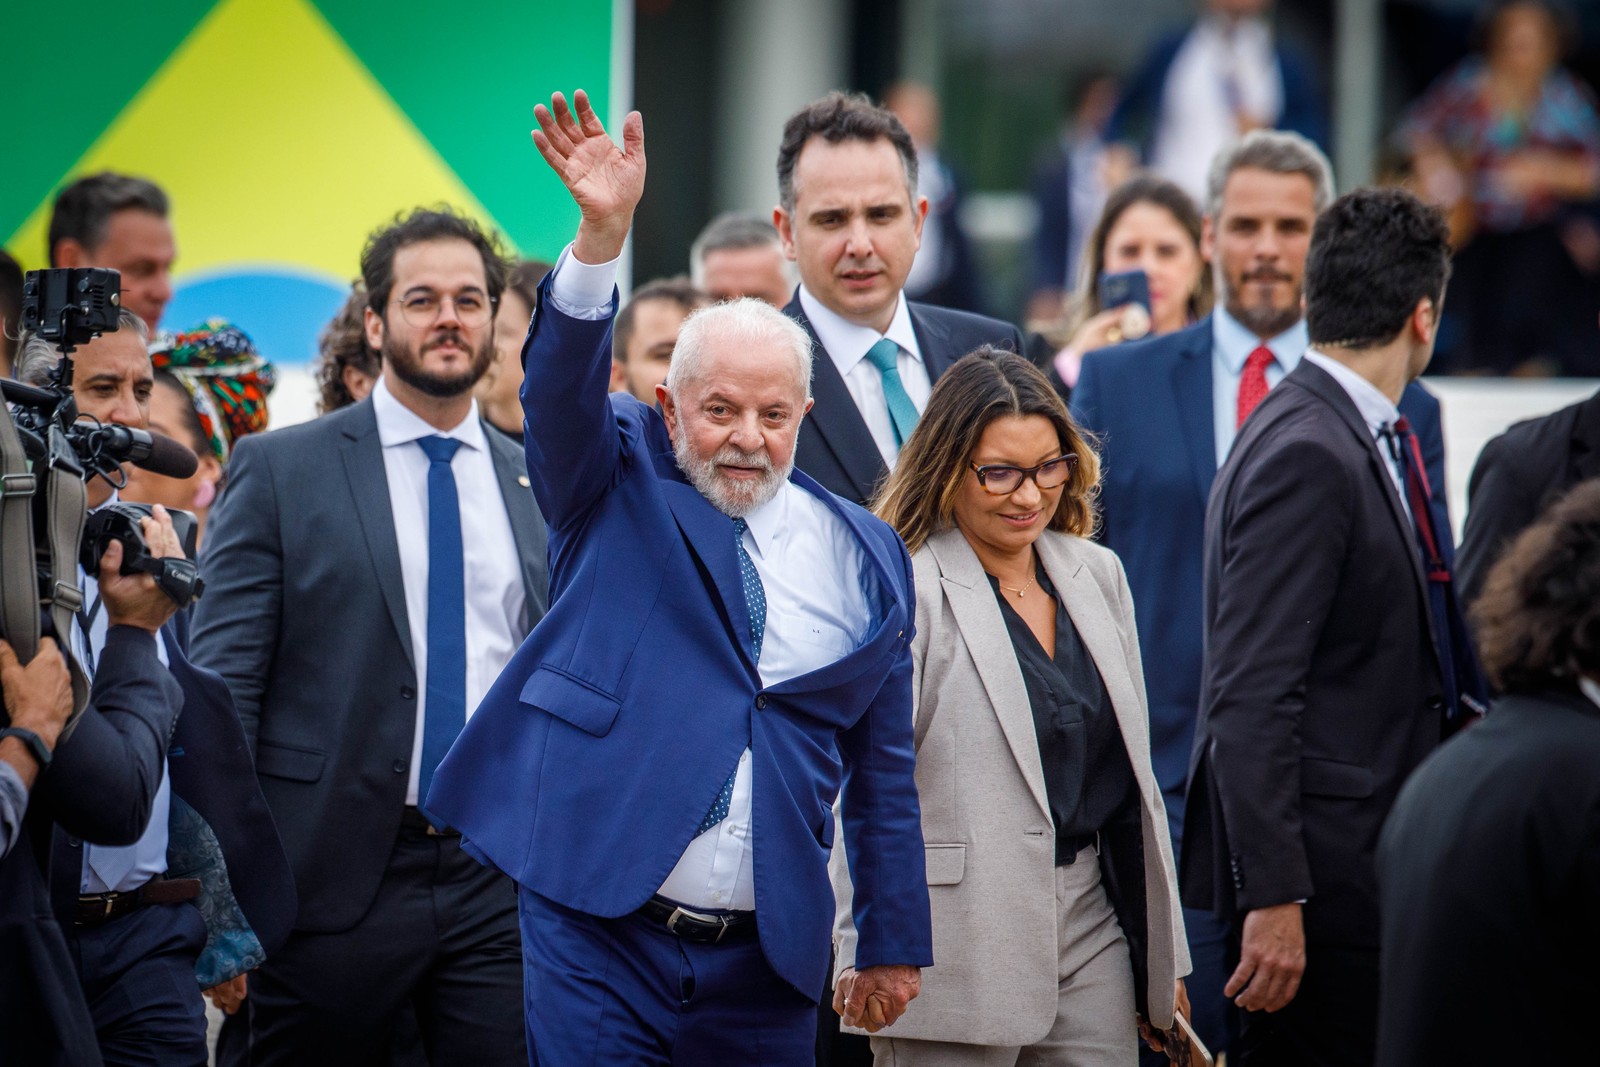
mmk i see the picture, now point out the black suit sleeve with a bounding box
[191,436,283,750]
[37,625,183,845]
[1457,434,1539,606]
[1206,436,1354,910]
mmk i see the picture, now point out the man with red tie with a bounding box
[1069,130,1449,1060]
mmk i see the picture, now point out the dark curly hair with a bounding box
[1472,479,1600,693]
[360,206,510,317]
[315,282,380,414]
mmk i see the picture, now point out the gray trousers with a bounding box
[871,855,1137,1066]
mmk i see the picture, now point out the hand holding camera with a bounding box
[100,505,187,634]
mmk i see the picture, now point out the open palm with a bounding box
[532,90,645,226]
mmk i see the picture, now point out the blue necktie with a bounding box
[864,338,920,448]
[693,518,765,838]
[417,435,465,811]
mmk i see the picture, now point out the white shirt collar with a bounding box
[738,480,795,562]
[1213,306,1307,375]
[797,285,923,376]
[1303,350,1400,435]
[371,375,487,453]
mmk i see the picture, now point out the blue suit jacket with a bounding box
[1070,319,1448,840]
[428,282,934,999]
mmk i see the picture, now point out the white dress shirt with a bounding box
[798,286,931,468]
[75,558,173,894]
[1153,15,1285,203]
[1303,350,1409,520]
[370,377,527,806]
[1212,308,1306,465]
[544,247,876,911]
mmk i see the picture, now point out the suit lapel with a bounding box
[786,298,887,503]
[1169,324,1219,506]
[339,401,414,671]
[655,453,757,672]
[485,424,544,620]
[927,529,1052,821]
[908,302,957,380]
[1569,389,1600,484]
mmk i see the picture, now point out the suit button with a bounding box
[67,837,81,849]
[400,685,416,699]
[392,760,407,774]
[1427,696,1444,712]
[755,694,768,710]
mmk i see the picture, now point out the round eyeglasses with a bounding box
[393,289,495,329]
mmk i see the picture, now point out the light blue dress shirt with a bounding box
[1211,307,1307,465]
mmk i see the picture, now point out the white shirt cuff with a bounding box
[545,243,619,321]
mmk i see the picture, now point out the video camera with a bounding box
[0,268,204,686]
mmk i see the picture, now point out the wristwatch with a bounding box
[0,727,52,770]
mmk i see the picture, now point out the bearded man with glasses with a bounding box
[191,208,550,1065]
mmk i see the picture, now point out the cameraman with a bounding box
[14,313,292,1067]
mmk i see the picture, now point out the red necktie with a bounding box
[1236,345,1274,429]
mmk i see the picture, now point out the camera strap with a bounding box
[0,400,39,665]
[40,424,90,736]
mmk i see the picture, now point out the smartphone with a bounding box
[1098,269,1151,314]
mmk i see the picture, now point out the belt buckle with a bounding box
[665,905,728,944]
[102,893,117,919]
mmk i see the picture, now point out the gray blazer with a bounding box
[832,527,1188,1044]
[191,397,549,933]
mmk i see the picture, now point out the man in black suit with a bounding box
[192,208,549,1066]
[1378,480,1600,1067]
[1458,388,1600,604]
[773,91,1022,506]
[1183,188,1466,1065]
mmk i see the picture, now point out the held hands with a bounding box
[204,974,249,1015]
[101,505,183,634]
[1226,901,1306,1013]
[531,90,645,265]
[1137,979,1192,1054]
[0,636,73,749]
[833,964,921,1033]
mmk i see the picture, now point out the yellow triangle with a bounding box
[7,0,505,283]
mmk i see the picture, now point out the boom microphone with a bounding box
[79,424,200,479]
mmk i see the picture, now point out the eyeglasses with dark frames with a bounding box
[968,454,1077,495]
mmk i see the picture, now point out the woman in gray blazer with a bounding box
[832,350,1190,1064]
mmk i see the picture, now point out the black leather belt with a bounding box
[400,806,460,837]
[638,896,757,944]
[76,874,202,926]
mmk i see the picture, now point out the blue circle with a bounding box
[164,269,350,367]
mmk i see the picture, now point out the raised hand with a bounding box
[531,90,645,264]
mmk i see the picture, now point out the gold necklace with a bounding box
[997,573,1038,599]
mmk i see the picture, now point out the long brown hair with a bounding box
[1069,173,1212,331]
[874,348,1100,553]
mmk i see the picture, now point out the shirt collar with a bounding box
[372,375,487,453]
[1213,306,1307,375]
[1303,350,1400,435]
[797,285,923,376]
[738,480,795,562]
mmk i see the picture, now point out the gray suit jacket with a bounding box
[190,397,549,932]
[832,528,1188,1044]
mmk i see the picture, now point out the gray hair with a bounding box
[1205,130,1336,219]
[690,212,786,284]
[666,298,813,400]
[16,309,150,385]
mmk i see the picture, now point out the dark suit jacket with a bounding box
[1181,360,1446,949]
[784,294,1024,505]
[1377,689,1600,1065]
[0,625,175,1067]
[1071,321,1447,841]
[428,281,933,1000]
[191,400,549,933]
[1458,388,1600,604]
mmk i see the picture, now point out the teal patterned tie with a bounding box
[693,518,766,838]
[864,337,920,447]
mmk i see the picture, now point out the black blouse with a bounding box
[989,565,1138,864]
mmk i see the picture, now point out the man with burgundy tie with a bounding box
[773,91,1023,507]
[1069,130,1449,1061]
[1182,186,1482,1066]
[191,208,548,1065]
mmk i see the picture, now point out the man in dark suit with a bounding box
[427,90,931,1065]
[1070,130,1450,1060]
[14,318,294,1066]
[1183,187,1467,1065]
[773,91,1022,507]
[1458,388,1600,604]
[1378,481,1600,1067]
[192,208,549,1065]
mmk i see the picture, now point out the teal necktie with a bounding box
[864,338,920,447]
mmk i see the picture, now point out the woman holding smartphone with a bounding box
[831,350,1190,1064]
[1049,175,1210,393]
